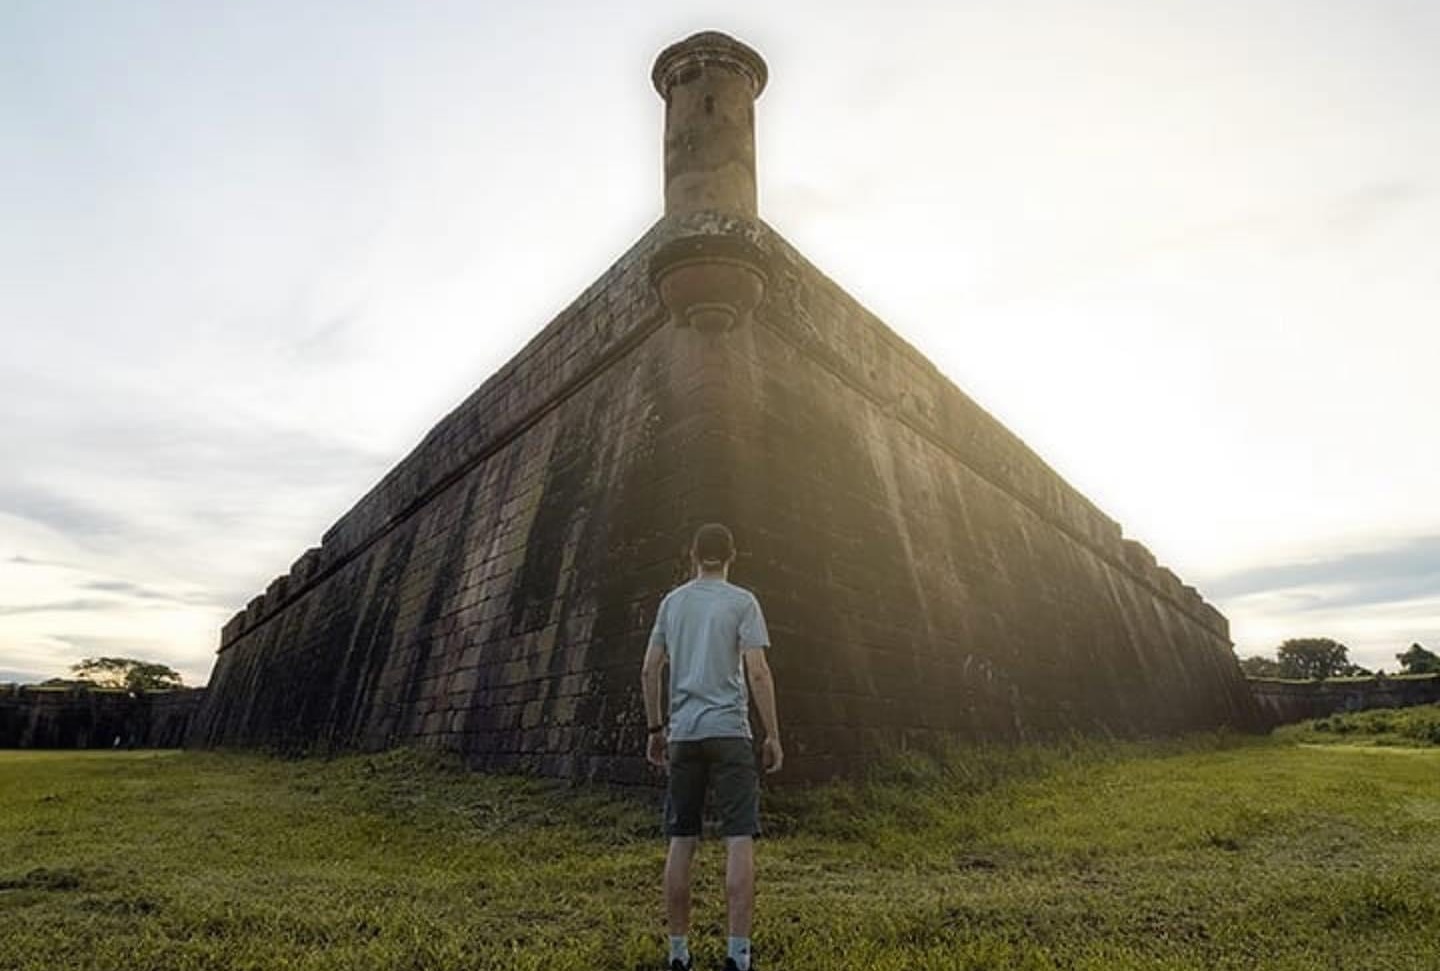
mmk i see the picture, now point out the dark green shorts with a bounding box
[664,737,760,838]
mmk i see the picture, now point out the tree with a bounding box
[1276,638,1353,680]
[1238,654,1282,678]
[1396,642,1440,675]
[70,657,183,691]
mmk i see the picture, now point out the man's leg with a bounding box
[665,836,699,935]
[724,835,755,937]
[709,738,761,968]
[663,741,705,967]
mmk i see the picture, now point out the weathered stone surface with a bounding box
[654,31,767,217]
[1248,675,1440,726]
[191,215,720,776]
[190,31,1262,783]
[190,205,1262,780]
[0,685,205,748]
[691,217,1261,761]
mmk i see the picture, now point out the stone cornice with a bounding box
[652,30,768,99]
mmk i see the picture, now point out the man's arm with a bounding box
[641,640,669,769]
[743,648,783,772]
[641,640,668,729]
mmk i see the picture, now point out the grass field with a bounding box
[1277,700,1440,748]
[2,710,1438,970]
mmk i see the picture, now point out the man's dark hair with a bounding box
[691,523,735,566]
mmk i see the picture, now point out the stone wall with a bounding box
[0,686,206,748]
[699,220,1260,778]
[1248,675,1440,726]
[191,215,732,783]
[192,211,1261,784]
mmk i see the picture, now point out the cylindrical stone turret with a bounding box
[652,31,768,217]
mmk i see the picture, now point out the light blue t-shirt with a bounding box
[648,578,771,741]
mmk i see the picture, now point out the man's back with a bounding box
[651,578,770,742]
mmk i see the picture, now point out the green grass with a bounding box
[2,724,1438,970]
[1276,701,1440,747]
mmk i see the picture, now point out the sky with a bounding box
[2,0,1437,685]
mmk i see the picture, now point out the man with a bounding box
[641,523,783,971]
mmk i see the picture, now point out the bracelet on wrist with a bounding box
[647,723,666,734]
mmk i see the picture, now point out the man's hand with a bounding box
[646,730,668,771]
[762,735,783,774]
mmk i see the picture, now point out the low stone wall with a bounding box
[0,686,206,748]
[1249,675,1440,727]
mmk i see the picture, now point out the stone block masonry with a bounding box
[0,685,206,748]
[192,214,740,784]
[191,31,1263,783]
[692,218,1261,779]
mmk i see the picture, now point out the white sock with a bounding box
[727,936,751,969]
[669,935,690,965]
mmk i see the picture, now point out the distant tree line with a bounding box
[1238,639,1439,680]
[37,657,185,692]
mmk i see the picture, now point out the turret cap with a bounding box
[652,31,768,100]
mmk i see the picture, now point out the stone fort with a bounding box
[189,32,1263,782]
